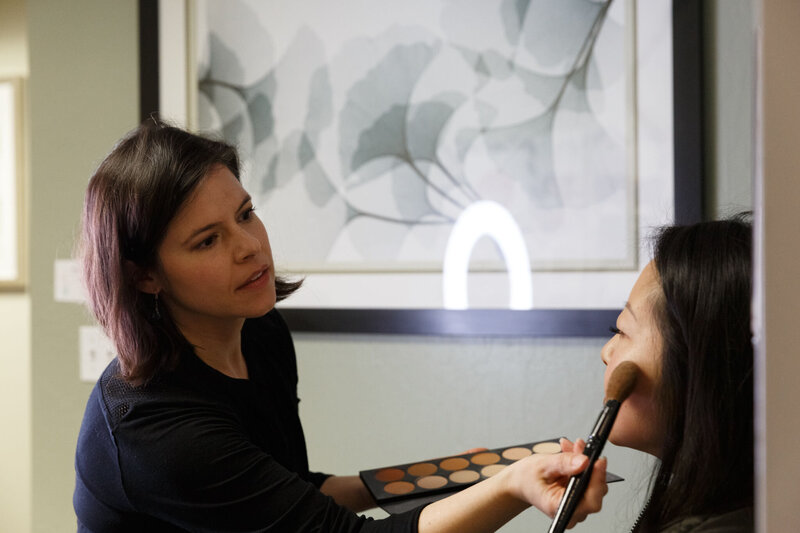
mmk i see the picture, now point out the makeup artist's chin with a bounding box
[242,293,277,318]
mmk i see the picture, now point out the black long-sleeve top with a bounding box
[73,310,422,532]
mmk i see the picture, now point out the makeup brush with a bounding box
[547,361,639,533]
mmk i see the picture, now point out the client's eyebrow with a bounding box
[625,301,637,320]
[182,195,251,245]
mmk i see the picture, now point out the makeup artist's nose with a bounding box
[234,227,260,262]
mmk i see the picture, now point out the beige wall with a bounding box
[25,0,139,531]
[0,0,31,532]
[0,0,29,78]
[0,296,31,533]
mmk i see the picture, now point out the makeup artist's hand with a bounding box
[558,437,584,454]
[459,447,489,454]
[418,444,607,533]
[510,449,608,529]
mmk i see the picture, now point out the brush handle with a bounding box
[546,400,620,533]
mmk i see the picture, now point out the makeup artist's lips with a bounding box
[237,266,271,290]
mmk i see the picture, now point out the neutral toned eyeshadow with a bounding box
[502,447,533,461]
[532,442,562,454]
[439,457,470,471]
[481,464,507,477]
[449,469,480,484]
[416,475,448,489]
[407,462,438,477]
[470,452,501,465]
[375,468,406,482]
[384,481,416,495]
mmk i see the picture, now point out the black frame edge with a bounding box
[672,0,706,224]
[139,0,160,123]
[280,308,621,337]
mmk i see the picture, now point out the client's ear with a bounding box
[124,260,161,295]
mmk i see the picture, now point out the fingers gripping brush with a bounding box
[547,361,640,533]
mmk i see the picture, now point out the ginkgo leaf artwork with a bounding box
[191,0,674,309]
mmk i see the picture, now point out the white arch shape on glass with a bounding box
[442,201,533,310]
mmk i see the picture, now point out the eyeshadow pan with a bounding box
[384,481,415,495]
[532,441,562,454]
[375,468,405,482]
[481,464,507,477]
[449,469,480,484]
[439,457,470,471]
[407,462,437,477]
[416,475,448,489]
[470,452,501,465]
[502,447,532,461]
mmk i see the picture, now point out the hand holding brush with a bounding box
[546,361,640,533]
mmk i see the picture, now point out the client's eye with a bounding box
[609,326,622,336]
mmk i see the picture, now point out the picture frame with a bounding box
[0,77,25,290]
[139,0,703,336]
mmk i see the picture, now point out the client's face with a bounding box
[601,261,664,457]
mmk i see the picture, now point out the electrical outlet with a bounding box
[79,326,116,382]
[54,259,86,303]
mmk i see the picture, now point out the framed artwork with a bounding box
[140,0,703,335]
[0,78,25,290]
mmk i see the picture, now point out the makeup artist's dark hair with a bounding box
[79,119,301,385]
[637,213,753,530]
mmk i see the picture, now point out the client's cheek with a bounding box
[608,396,644,444]
[607,413,631,447]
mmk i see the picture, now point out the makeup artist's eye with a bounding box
[196,234,217,249]
[609,326,622,336]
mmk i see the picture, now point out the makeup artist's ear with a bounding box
[124,260,162,295]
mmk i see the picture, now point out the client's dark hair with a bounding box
[638,214,753,530]
[79,120,301,385]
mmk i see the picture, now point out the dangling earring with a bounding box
[152,292,161,320]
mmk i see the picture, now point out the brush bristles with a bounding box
[606,361,639,402]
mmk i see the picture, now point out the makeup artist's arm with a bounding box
[418,452,607,532]
[317,448,487,513]
[319,475,376,512]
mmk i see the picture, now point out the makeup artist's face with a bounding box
[601,261,664,457]
[146,164,276,332]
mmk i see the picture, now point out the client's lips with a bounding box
[237,266,270,290]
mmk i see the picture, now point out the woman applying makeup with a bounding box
[73,121,607,532]
[563,215,754,532]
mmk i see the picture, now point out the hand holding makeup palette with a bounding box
[359,438,623,514]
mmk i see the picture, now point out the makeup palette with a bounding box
[359,438,624,514]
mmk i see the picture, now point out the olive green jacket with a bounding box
[660,507,754,533]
